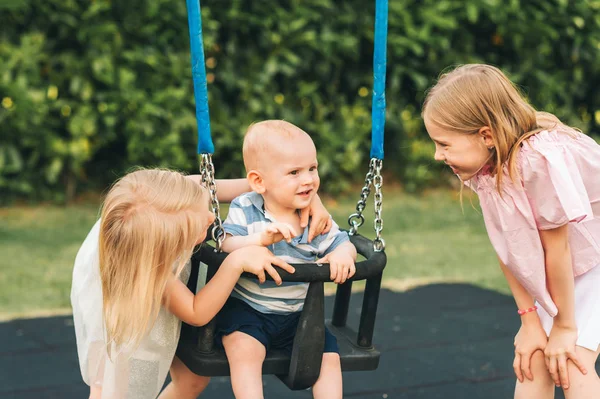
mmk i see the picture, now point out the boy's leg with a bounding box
[312,352,343,399]
[514,349,555,399]
[158,356,210,399]
[215,298,270,399]
[562,345,600,399]
[311,327,342,399]
[222,331,267,399]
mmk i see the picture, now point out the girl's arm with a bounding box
[221,233,263,253]
[221,223,297,253]
[164,246,294,327]
[215,178,251,202]
[539,225,575,327]
[498,257,547,382]
[498,257,539,322]
[539,224,586,388]
[185,175,250,203]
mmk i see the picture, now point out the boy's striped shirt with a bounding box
[223,192,349,314]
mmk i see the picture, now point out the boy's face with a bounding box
[259,135,320,212]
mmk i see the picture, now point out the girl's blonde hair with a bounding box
[98,169,207,354]
[422,64,577,191]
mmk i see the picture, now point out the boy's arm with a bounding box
[314,222,356,283]
[316,240,356,284]
[321,241,357,261]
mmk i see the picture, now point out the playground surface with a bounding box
[2,283,593,398]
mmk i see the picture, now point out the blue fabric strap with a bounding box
[187,1,387,158]
[370,0,388,160]
[186,0,214,154]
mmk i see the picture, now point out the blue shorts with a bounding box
[215,297,339,354]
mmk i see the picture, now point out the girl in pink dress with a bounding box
[423,64,600,399]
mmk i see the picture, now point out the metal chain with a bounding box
[371,158,385,252]
[200,154,224,251]
[348,164,374,236]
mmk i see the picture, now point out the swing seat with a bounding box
[176,233,387,390]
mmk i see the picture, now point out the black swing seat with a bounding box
[176,233,387,390]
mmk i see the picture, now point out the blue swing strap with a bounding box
[187,0,387,251]
[186,0,225,250]
[348,0,387,252]
[186,0,213,155]
[188,0,387,158]
[370,0,387,161]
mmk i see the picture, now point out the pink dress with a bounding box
[468,129,600,350]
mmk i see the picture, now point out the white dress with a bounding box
[536,264,600,352]
[71,220,191,399]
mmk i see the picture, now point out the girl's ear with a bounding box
[478,126,495,148]
[247,170,265,194]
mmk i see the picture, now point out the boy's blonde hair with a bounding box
[422,64,577,191]
[98,169,207,354]
[242,120,312,172]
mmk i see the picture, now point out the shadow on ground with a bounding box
[2,284,597,398]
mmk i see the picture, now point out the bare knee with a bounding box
[514,351,554,399]
[169,356,210,396]
[313,353,343,399]
[222,332,266,362]
[564,346,599,391]
[530,350,552,378]
[186,375,210,394]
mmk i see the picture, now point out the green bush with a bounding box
[1,0,600,203]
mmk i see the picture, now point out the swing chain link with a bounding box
[371,158,385,252]
[348,164,374,236]
[200,154,225,252]
[347,158,385,252]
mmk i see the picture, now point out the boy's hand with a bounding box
[317,250,356,284]
[260,223,298,246]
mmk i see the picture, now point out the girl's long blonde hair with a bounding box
[422,64,577,191]
[98,169,207,354]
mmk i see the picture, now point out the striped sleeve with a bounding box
[318,220,350,256]
[223,196,249,236]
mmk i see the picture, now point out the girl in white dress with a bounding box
[71,169,332,399]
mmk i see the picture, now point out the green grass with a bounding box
[0,203,101,318]
[0,190,507,319]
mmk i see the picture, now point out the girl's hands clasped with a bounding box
[544,324,587,389]
[229,245,295,286]
[513,319,548,382]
